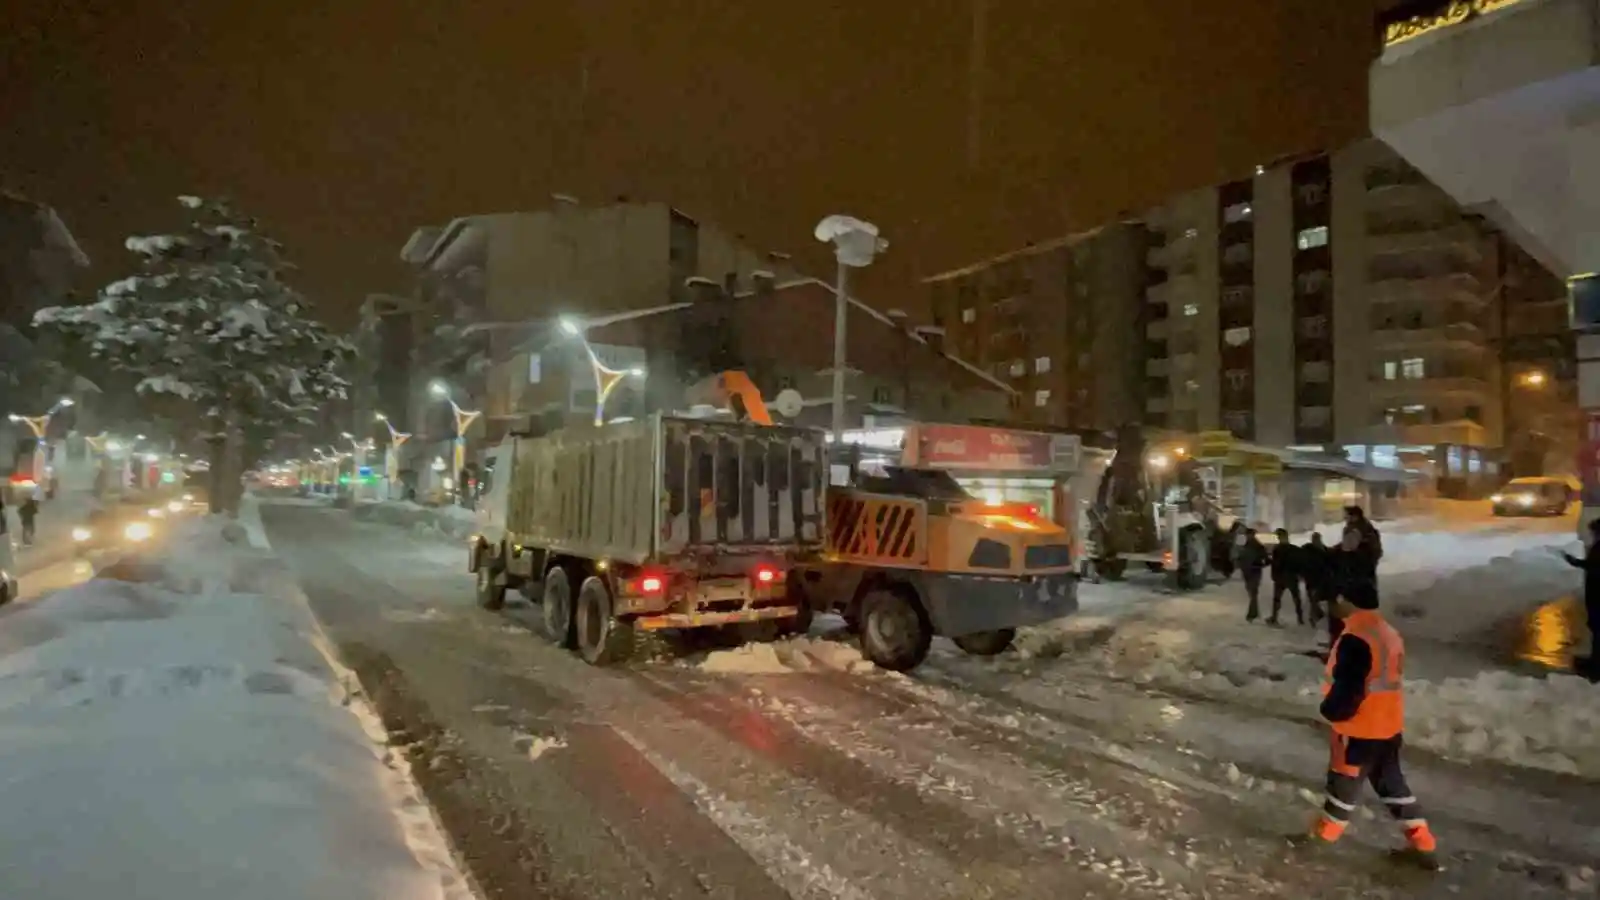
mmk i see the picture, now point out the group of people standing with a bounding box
[1224,506,1383,644]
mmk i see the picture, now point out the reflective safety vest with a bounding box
[1320,609,1405,739]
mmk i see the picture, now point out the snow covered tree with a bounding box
[34,196,352,514]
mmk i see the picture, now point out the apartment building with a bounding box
[923,223,1154,432]
[1142,139,1565,481]
[397,200,793,446]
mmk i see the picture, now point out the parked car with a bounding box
[1490,476,1576,517]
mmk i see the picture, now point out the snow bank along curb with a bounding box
[0,515,479,900]
[239,496,483,900]
[350,499,478,542]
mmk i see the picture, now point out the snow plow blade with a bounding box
[920,572,1079,637]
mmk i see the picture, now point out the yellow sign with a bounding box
[1383,0,1526,48]
[1249,453,1284,477]
[1196,431,1233,460]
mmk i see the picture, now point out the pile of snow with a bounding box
[352,499,478,541]
[0,514,475,900]
[699,636,876,675]
[1407,671,1600,776]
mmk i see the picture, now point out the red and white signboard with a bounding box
[903,424,1080,473]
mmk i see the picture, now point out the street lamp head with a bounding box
[374,412,387,421]
[57,397,74,408]
[136,434,146,441]
[429,381,448,397]
[559,317,582,336]
[341,432,354,440]
[628,367,646,377]
[6,414,18,423]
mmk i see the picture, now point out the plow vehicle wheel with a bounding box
[575,576,635,665]
[953,628,1016,657]
[858,588,932,672]
[542,567,576,648]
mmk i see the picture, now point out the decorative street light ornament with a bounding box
[814,215,888,268]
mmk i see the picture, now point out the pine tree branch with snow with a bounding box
[34,195,353,510]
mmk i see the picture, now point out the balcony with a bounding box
[1365,223,1485,262]
[1371,375,1491,399]
[1147,230,1198,270]
[1364,419,1490,449]
[1370,322,1487,350]
[1147,272,1199,306]
[1364,179,1456,215]
[1146,396,1170,414]
[1146,318,1169,341]
[1367,272,1485,306]
[1146,357,1170,378]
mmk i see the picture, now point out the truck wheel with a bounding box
[1099,559,1126,581]
[542,568,576,649]
[475,554,507,611]
[953,629,1015,656]
[858,588,932,672]
[575,576,635,665]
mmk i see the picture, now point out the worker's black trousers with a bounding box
[1270,579,1303,624]
[1323,733,1424,828]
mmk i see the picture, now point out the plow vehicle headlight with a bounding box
[1489,494,1504,503]
[71,527,92,543]
[166,500,184,513]
[124,521,153,542]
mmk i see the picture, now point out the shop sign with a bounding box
[908,424,1077,472]
[1196,430,1234,460]
[1381,0,1526,49]
[1580,412,1600,505]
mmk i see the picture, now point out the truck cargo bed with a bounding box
[507,415,826,565]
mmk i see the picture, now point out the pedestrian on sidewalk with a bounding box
[1301,531,1333,626]
[1268,528,1304,626]
[17,496,38,546]
[1560,518,1600,678]
[1238,528,1269,622]
[1344,506,1383,579]
[1305,584,1439,867]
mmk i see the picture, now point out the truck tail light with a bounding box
[754,566,777,584]
[639,575,664,594]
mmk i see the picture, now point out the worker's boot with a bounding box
[1391,823,1441,871]
[1287,815,1344,849]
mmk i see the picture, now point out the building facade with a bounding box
[494,275,1013,437]
[923,222,1154,432]
[397,201,795,451]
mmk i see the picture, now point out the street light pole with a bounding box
[375,413,411,501]
[429,382,481,504]
[7,396,74,489]
[814,216,887,441]
[559,317,646,426]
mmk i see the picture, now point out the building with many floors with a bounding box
[925,139,1570,485]
[923,222,1154,432]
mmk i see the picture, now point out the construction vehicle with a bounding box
[467,414,827,665]
[691,372,1080,672]
[1081,423,1215,589]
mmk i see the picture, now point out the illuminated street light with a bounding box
[6,396,75,485]
[429,382,481,499]
[1520,370,1548,388]
[815,215,888,440]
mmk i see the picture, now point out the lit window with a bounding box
[961,307,976,323]
[1183,227,1199,239]
[1383,361,1397,381]
[1296,226,1329,251]
[1185,378,1200,392]
[1402,357,1425,379]
[1224,203,1252,223]
[1034,389,1051,407]
[1183,303,1199,317]
[1035,356,1052,374]
[1223,326,1252,347]
[1009,360,1026,377]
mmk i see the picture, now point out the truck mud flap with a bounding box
[919,573,1079,638]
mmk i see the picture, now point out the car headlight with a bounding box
[182,493,194,502]
[124,521,153,542]
[1489,494,1504,503]
[1516,494,1535,507]
[72,526,92,542]
[147,507,165,518]
[167,500,184,513]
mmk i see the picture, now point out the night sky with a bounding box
[2,2,1382,326]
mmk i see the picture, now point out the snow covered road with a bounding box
[264,501,1600,899]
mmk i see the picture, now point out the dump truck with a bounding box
[468,414,828,664]
[688,373,1080,672]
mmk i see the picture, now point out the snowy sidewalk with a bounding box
[0,502,474,900]
[350,498,478,542]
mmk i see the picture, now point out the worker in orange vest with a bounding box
[1307,528,1439,868]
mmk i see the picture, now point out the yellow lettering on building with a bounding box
[1383,0,1526,48]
